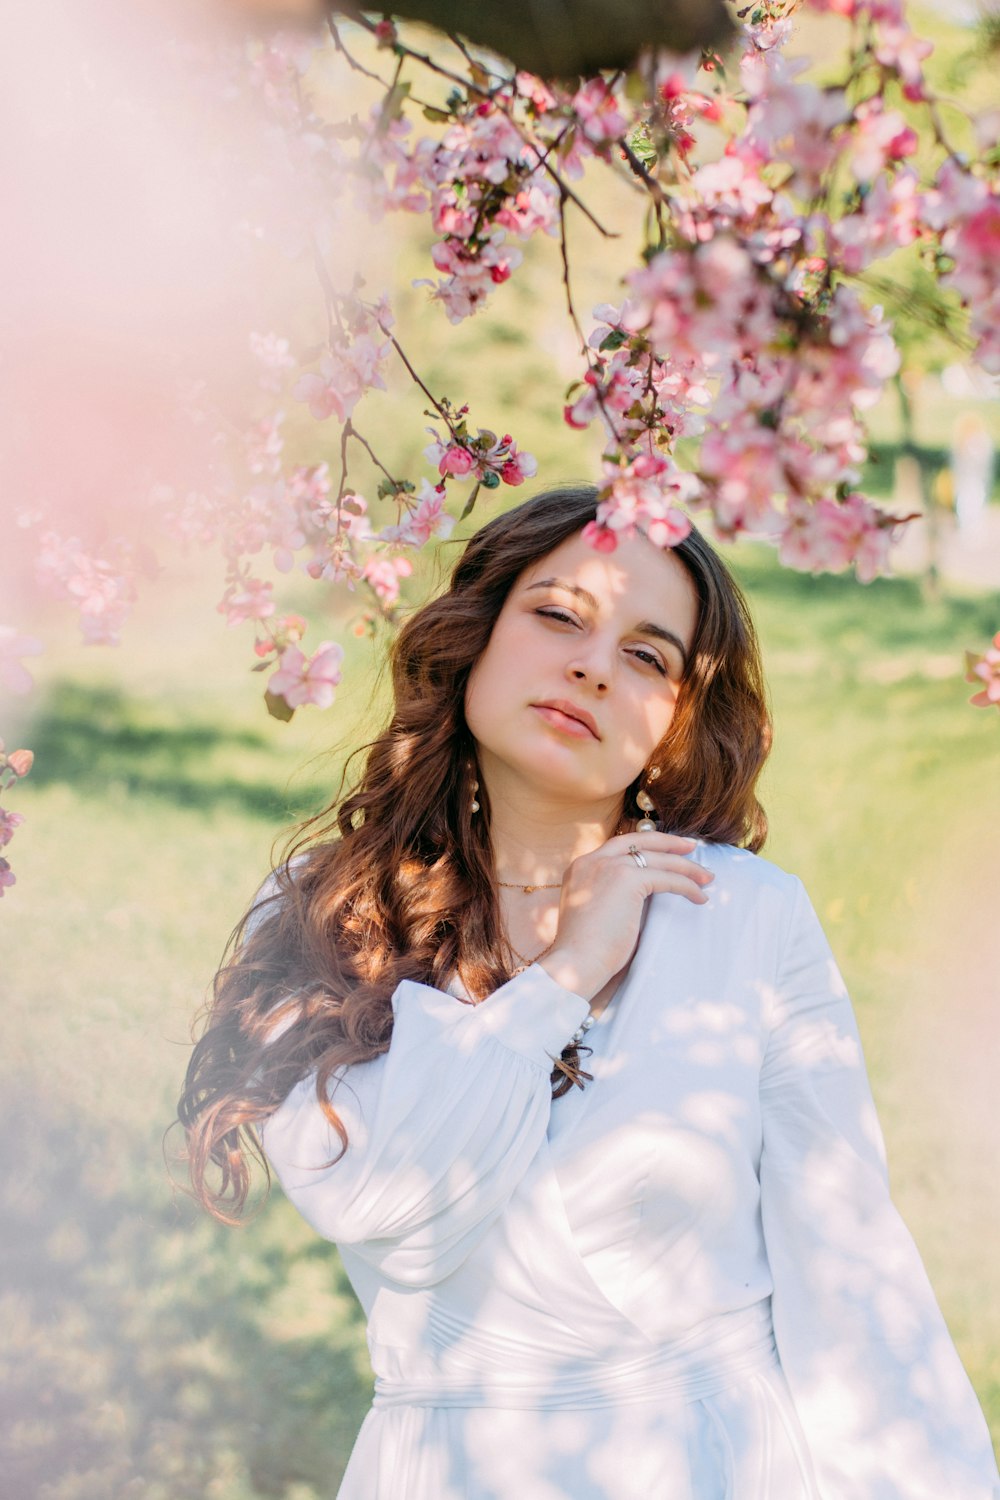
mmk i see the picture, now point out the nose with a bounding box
[567,655,610,695]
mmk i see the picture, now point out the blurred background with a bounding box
[1,1,998,1496]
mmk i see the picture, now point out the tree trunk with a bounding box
[329,0,734,79]
[895,370,941,605]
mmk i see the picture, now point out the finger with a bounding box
[646,853,714,881]
[617,850,714,884]
[603,832,699,857]
[642,869,712,904]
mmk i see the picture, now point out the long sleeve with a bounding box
[260,964,590,1289]
[759,878,999,1500]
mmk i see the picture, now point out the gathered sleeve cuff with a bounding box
[261,964,590,1288]
[759,878,999,1499]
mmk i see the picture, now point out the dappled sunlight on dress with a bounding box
[262,845,1000,1499]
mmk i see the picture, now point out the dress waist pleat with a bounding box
[372,1300,779,1411]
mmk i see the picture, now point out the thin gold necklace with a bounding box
[505,935,556,974]
[497,877,563,894]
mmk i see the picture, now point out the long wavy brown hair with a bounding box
[177,485,771,1222]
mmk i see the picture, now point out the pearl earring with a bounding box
[471,779,480,814]
[635,767,660,832]
[635,790,657,831]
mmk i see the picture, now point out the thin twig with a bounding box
[336,420,352,502]
[558,193,589,356]
[345,420,410,492]
[346,13,616,239]
[378,323,457,432]
[328,18,445,115]
[327,17,387,89]
[558,194,627,450]
[618,137,667,248]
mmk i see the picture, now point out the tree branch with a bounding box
[328,0,734,81]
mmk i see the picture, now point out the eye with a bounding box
[627,646,669,677]
[534,606,578,626]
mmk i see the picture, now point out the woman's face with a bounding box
[464,528,699,807]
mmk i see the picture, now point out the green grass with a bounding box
[4,543,999,1497]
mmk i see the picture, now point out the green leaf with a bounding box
[482,469,501,489]
[422,106,451,123]
[459,481,482,519]
[377,80,411,131]
[264,690,295,723]
[598,329,628,352]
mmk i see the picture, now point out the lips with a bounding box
[531,699,600,739]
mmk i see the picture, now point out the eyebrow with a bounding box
[525,577,689,669]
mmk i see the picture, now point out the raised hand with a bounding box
[538,833,713,1001]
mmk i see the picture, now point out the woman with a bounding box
[179,485,999,1499]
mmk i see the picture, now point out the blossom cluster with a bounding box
[146,311,537,715]
[354,69,632,321]
[558,6,996,585]
[965,632,1000,710]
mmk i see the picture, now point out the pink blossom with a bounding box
[748,80,848,194]
[249,332,295,391]
[245,414,285,477]
[357,109,434,218]
[494,182,560,237]
[218,578,275,626]
[292,323,391,425]
[254,614,305,658]
[873,21,932,98]
[565,357,645,435]
[437,444,476,478]
[293,365,347,423]
[966,631,1000,708]
[516,72,559,115]
[35,535,138,647]
[0,857,15,896]
[499,445,538,485]
[830,170,921,272]
[377,483,456,546]
[959,198,1000,258]
[268,640,345,710]
[0,807,24,848]
[362,555,413,606]
[848,101,918,184]
[422,232,524,322]
[572,79,629,147]
[0,627,44,695]
[686,149,773,232]
[581,520,620,553]
[803,0,859,15]
[6,749,34,779]
[595,452,699,548]
[778,494,897,581]
[624,237,775,370]
[700,420,786,537]
[408,487,455,543]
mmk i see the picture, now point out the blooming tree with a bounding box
[3,0,1000,893]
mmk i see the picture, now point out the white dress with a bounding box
[261,843,1000,1499]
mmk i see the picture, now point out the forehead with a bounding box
[516,530,698,634]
